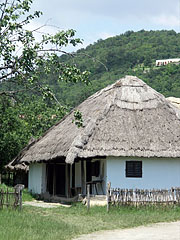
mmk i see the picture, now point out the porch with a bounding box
[28,157,106,200]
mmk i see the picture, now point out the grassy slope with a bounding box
[0,204,180,240]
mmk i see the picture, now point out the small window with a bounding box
[126,161,142,178]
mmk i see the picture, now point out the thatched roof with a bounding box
[166,97,180,109]
[5,160,29,172]
[13,75,180,165]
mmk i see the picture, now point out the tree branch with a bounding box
[0,63,15,71]
[0,0,8,23]
[0,69,16,81]
[37,48,75,57]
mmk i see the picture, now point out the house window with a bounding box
[126,161,142,178]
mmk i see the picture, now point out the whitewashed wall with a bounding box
[28,163,46,194]
[106,157,180,189]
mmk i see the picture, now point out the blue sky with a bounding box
[30,0,180,50]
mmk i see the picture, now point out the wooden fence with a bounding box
[0,184,24,210]
[106,183,180,211]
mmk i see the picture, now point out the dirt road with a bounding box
[74,221,180,240]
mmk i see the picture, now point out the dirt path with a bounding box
[74,221,180,240]
[23,200,71,208]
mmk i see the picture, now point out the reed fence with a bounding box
[0,184,24,210]
[106,183,180,211]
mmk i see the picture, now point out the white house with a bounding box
[11,76,180,198]
[156,58,180,66]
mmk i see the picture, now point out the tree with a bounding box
[0,96,29,172]
[0,0,89,175]
[0,0,89,100]
[0,95,66,173]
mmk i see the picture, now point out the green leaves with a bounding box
[59,64,90,84]
[0,0,89,100]
[72,109,83,128]
[0,95,66,171]
[49,29,82,47]
[0,97,29,171]
[0,0,90,171]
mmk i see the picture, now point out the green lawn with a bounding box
[0,203,180,240]
[0,184,180,240]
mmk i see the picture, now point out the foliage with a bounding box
[0,0,90,171]
[0,95,66,171]
[0,183,35,201]
[72,109,83,128]
[0,96,29,171]
[16,96,66,137]
[132,64,180,97]
[0,0,90,99]
[45,30,180,108]
[0,204,180,239]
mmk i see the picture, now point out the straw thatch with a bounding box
[166,97,180,109]
[5,160,29,172]
[13,75,180,165]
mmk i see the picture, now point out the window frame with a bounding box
[125,161,142,178]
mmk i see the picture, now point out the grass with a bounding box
[0,203,180,240]
[0,184,180,239]
[0,183,35,202]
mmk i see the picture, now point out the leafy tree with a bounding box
[0,96,29,172]
[0,0,89,100]
[0,96,67,172]
[0,0,90,174]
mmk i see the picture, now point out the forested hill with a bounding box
[46,30,180,108]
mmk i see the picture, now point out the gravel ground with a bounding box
[74,221,180,240]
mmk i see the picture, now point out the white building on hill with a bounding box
[156,58,180,66]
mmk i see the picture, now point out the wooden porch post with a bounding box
[81,160,86,195]
[53,164,56,196]
[67,164,71,198]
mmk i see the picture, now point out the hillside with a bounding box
[45,30,180,108]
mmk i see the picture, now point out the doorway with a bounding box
[46,164,66,196]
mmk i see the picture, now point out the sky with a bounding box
[30,0,180,51]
